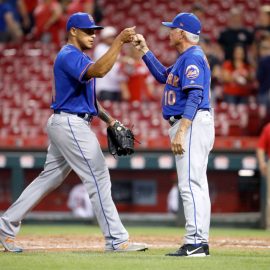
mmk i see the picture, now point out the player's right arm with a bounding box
[132,34,169,84]
[257,148,267,177]
[84,27,136,79]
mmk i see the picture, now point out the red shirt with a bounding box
[66,0,94,16]
[222,60,253,96]
[34,0,62,44]
[34,1,61,30]
[120,60,152,101]
[258,123,270,158]
[24,0,38,13]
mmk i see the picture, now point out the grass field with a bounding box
[1,225,270,270]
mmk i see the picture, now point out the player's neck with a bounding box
[67,39,83,51]
[176,42,196,54]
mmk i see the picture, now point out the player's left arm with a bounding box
[171,56,204,155]
[132,34,169,83]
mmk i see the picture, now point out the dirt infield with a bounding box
[3,235,270,252]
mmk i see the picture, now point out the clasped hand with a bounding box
[132,34,148,53]
[119,26,137,43]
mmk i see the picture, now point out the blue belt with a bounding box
[54,110,93,122]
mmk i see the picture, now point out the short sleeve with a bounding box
[62,51,93,82]
[180,56,204,91]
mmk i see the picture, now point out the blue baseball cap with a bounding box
[66,12,104,32]
[162,13,201,35]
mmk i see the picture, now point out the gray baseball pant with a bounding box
[0,113,129,249]
[169,110,215,244]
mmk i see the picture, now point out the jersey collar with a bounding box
[180,45,201,56]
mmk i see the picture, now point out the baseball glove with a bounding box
[107,121,135,156]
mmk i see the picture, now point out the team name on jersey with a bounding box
[166,73,179,87]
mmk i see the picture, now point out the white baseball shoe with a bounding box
[0,231,23,253]
[105,241,148,252]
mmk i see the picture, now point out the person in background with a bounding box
[93,26,122,101]
[65,0,94,16]
[20,0,38,34]
[256,36,270,121]
[33,0,63,45]
[119,45,155,102]
[0,0,23,42]
[257,121,270,230]
[253,5,270,56]
[200,37,223,105]
[190,3,204,23]
[257,122,270,177]
[92,0,103,23]
[256,122,270,229]
[63,0,102,24]
[167,182,179,214]
[221,44,254,106]
[218,7,253,61]
[67,183,94,218]
[8,0,31,33]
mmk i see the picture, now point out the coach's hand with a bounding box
[132,34,149,54]
[119,26,136,43]
[171,118,191,155]
[171,131,185,155]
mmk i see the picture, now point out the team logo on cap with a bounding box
[88,14,94,23]
[185,65,199,79]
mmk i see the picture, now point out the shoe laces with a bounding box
[5,237,15,244]
[116,242,129,250]
[177,244,186,252]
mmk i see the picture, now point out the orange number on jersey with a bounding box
[164,90,176,106]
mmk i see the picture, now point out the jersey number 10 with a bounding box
[164,90,176,106]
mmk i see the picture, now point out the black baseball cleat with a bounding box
[202,243,210,256]
[166,244,206,257]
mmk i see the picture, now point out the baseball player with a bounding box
[0,12,147,253]
[257,122,270,177]
[133,13,215,257]
[67,183,94,218]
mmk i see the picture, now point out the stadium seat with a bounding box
[0,1,266,150]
